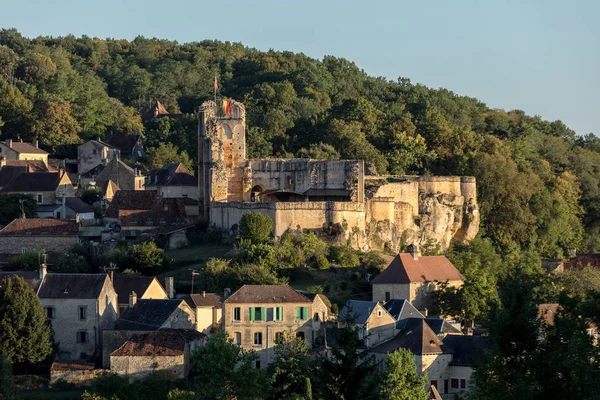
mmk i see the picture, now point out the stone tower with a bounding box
[198,100,247,217]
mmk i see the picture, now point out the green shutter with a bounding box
[279,307,283,321]
[249,307,254,321]
[261,307,266,321]
[301,307,307,320]
[296,307,301,320]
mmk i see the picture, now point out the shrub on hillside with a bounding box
[239,211,273,244]
[329,245,360,267]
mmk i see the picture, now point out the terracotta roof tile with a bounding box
[184,293,223,308]
[224,285,311,304]
[7,142,48,155]
[0,218,79,236]
[111,330,204,357]
[372,254,465,284]
[3,160,50,172]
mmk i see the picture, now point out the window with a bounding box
[273,306,283,321]
[131,217,137,224]
[460,379,466,389]
[275,332,284,344]
[385,292,391,302]
[21,248,27,254]
[253,332,263,346]
[159,217,166,224]
[233,307,241,321]
[444,380,448,394]
[313,312,319,322]
[296,331,305,341]
[431,380,438,390]
[234,332,242,345]
[36,193,43,203]
[45,307,55,319]
[93,149,97,155]
[295,307,308,321]
[79,306,87,320]
[77,331,89,344]
[182,188,188,197]
[377,309,382,317]
[255,360,261,369]
[451,379,459,389]
[146,217,153,224]
[250,307,266,321]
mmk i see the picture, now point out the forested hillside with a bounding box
[0,28,599,258]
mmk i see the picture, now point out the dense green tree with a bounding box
[378,349,428,400]
[31,100,81,148]
[269,331,312,400]
[0,354,15,400]
[239,211,274,244]
[54,251,90,273]
[128,241,164,271]
[190,329,267,400]
[0,276,53,363]
[11,250,45,271]
[145,143,193,171]
[0,194,37,224]
[80,186,102,205]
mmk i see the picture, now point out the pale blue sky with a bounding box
[1,0,598,135]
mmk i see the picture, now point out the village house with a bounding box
[77,140,119,176]
[223,285,317,367]
[372,247,465,311]
[37,271,118,361]
[103,134,144,160]
[305,293,331,336]
[0,219,79,254]
[337,300,397,348]
[109,330,204,380]
[112,275,169,315]
[93,158,145,192]
[383,298,462,336]
[0,169,75,211]
[102,297,196,368]
[0,156,52,173]
[0,139,49,166]
[184,292,223,335]
[104,190,190,238]
[145,163,198,200]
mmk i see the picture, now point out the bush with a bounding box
[54,251,90,273]
[306,285,324,294]
[329,245,360,267]
[239,211,273,244]
[316,255,330,269]
[11,251,45,271]
[81,186,102,205]
[128,241,164,271]
[360,251,386,272]
[299,232,329,267]
[275,233,305,268]
[244,243,277,269]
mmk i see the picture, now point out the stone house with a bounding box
[0,157,52,173]
[223,285,316,367]
[37,273,118,360]
[184,292,223,335]
[110,330,204,380]
[371,318,487,399]
[104,190,190,237]
[1,169,75,210]
[112,276,169,315]
[77,140,119,176]
[0,139,49,165]
[94,158,145,192]
[145,163,198,200]
[102,297,196,368]
[338,300,397,348]
[372,248,465,311]
[103,134,144,160]
[0,218,79,254]
[383,298,462,336]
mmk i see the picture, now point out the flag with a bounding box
[222,100,231,116]
[214,76,218,89]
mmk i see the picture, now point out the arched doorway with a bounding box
[250,185,263,202]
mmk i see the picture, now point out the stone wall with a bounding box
[50,368,106,386]
[364,304,397,347]
[0,235,78,254]
[110,353,187,380]
[372,281,463,312]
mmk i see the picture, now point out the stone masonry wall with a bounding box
[0,236,78,254]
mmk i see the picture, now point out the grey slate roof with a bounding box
[371,319,449,355]
[2,172,65,192]
[338,300,379,324]
[65,197,94,213]
[383,299,424,321]
[443,335,489,366]
[112,276,166,305]
[115,299,186,330]
[146,163,196,187]
[37,274,108,299]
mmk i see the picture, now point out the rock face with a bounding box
[365,176,479,252]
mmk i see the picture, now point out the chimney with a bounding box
[224,288,231,299]
[39,264,47,280]
[109,271,114,281]
[33,140,38,148]
[6,139,12,148]
[201,290,206,297]
[408,244,419,260]
[165,277,174,299]
[570,249,577,259]
[129,291,137,307]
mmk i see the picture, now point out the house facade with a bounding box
[0,139,49,165]
[94,158,145,192]
[38,273,118,360]
[77,140,118,175]
[223,285,315,367]
[112,276,169,315]
[372,248,465,311]
[338,300,397,348]
[184,292,223,335]
[145,163,198,200]
[1,170,75,209]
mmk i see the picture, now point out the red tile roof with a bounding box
[372,254,465,284]
[538,303,559,326]
[111,330,205,357]
[184,293,223,308]
[104,190,187,225]
[0,219,79,236]
[3,160,51,172]
[225,285,312,304]
[6,142,48,155]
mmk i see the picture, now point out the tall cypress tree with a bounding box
[0,276,53,364]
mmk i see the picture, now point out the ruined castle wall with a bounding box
[369,197,396,222]
[210,202,277,232]
[371,181,419,215]
[249,159,364,201]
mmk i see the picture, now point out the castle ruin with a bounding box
[198,100,479,252]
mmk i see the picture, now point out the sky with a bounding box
[1,0,598,135]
